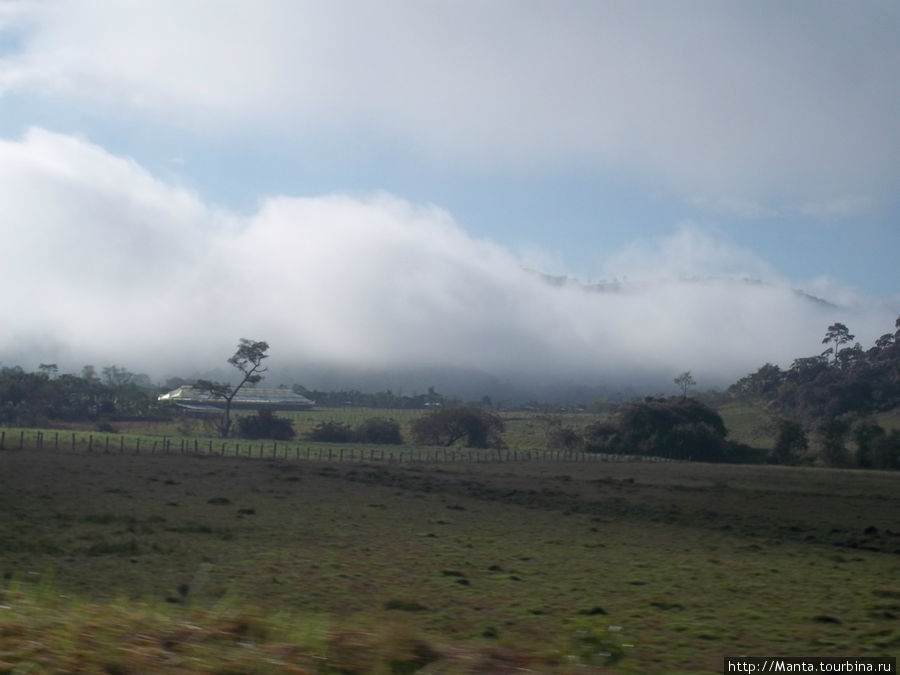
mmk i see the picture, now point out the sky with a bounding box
[0,1,898,397]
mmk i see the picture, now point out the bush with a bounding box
[582,420,621,453]
[306,417,403,445]
[546,425,582,452]
[817,418,852,467]
[586,397,730,461]
[354,417,403,445]
[307,421,355,443]
[853,419,886,468]
[768,418,808,465]
[869,429,900,470]
[236,410,296,441]
[410,407,506,449]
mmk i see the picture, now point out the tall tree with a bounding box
[822,322,855,364]
[102,365,133,387]
[37,363,58,379]
[673,371,696,398]
[197,339,269,438]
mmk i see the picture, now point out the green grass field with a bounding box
[1,444,897,672]
[715,402,777,450]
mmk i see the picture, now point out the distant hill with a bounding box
[531,270,837,308]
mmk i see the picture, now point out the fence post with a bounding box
[136,438,141,453]
[119,436,124,453]
[19,431,24,449]
[0,430,4,450]
[88,435,93,452]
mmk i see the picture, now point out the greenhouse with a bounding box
[157,386,314,412]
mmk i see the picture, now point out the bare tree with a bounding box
[197,339,269,438]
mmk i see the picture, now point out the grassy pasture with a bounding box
[1,406,613,453]
[715,402,777,450]
[0,449,897,673]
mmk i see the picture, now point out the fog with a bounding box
[0,129,894,397]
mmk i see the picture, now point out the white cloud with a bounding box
[689,197,780,220]
[1,129,894,392]
[1,2,898,210]
[798,195,876,219]
[600,223,782,284]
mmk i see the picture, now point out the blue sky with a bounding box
[0,1,897,392]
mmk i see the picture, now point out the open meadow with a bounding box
[1,437,898,672]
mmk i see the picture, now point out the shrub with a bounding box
[236,410,296,441]
[582,420,621,453]
[306,421,355,443]
[768,418,808,465]
[546,425,582,452]
[354,417,403,445]
[586,397,730,461]
[853,419,886,468]
[306,418,403,444]
[869,429,900,470]
[817,418,852,467]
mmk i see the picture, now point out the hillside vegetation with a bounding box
[723,316,900,468]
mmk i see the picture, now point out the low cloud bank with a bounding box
[1,130,894,396]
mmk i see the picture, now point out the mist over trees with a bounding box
[2,316,899,469]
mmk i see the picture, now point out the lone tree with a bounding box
[196,338,269,438]
[822,322,854,364]
[673,371,696,398]
[410,407,506,449]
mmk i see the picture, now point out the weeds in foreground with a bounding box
[0,582,629,673]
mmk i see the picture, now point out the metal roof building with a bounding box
[158,386,314,412]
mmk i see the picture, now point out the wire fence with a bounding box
[0,428,677,464]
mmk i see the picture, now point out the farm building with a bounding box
[157,386,315,413]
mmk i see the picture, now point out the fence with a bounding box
[0,429,676,464]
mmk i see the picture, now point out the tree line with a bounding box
[0,363,165,427]
[727,316,900,469]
